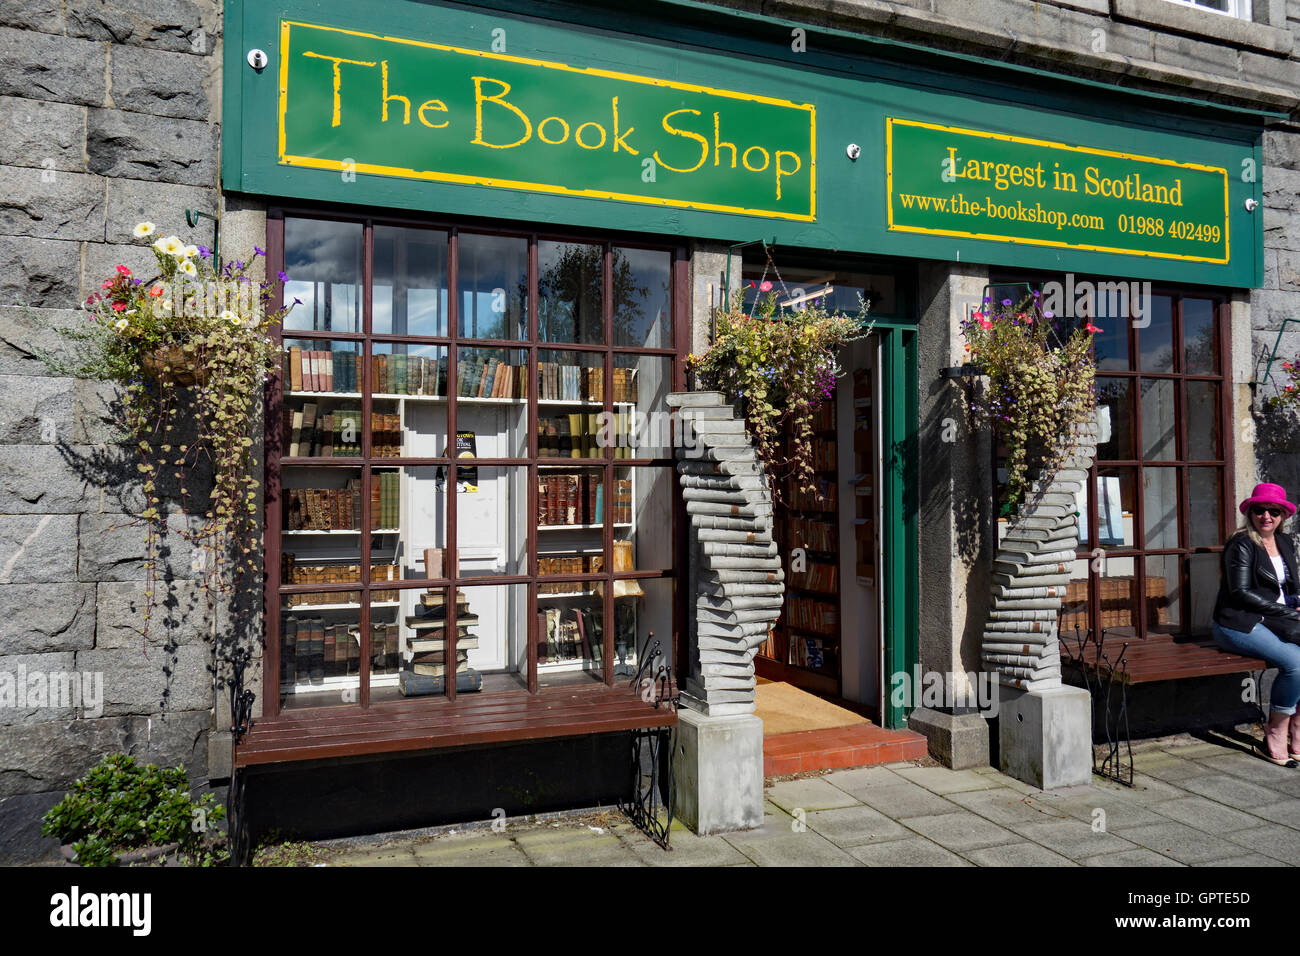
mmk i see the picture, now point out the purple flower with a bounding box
[253,246,265,257]
[277,270,288,283]
[1001,298,1012,306]
[292,297,303,306]
[233,260,244,271]
[197,245,210,258]
[1043,310,1055,319]
[1031,289,1041,298]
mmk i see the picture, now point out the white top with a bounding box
[1272,553,1288,604]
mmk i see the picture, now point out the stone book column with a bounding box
[986,419,1099,789]
[667,390,779,834]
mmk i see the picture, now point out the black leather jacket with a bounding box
[1212,531,1300,639]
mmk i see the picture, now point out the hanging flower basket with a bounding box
[139,344,209,387]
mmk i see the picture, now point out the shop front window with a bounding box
[268,215,683,713]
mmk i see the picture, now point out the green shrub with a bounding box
[41,753,227,866]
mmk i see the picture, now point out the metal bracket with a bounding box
[1250,317,1299,399]
[185,209,220,267]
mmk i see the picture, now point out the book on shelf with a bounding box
[408,634,480,652]
[281,616,297,683]
[411,651,470,676]
[398,668,483,697]
[288,346,303,392]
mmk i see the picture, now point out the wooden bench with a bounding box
[1059,630,1265,684]
[234,681,676,768]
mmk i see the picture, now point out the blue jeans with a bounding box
[1212,620,1300,715]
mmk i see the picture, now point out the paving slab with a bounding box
[1084,848,1184,867]
[1116,821,1253,865]
[898,810,1020,852]
[629,830,750,867]
[1222,824,1300,864]
[891,766,1005,794]
[947,787,1070,827]
[1239,799,1300,829]
[766,776,862,813]
[1157,741,1236,759]
[853,782,962,818]
[1025,792,1168,830]
[1148,796,1271,833]
[332,844,419,866]
[1008,818,1138,859]
[513,827,644,866]
[965,842,1078,866]
[1177,773,1292,809]
[1194,752,1300,785]
[1122,773,1194,803]
[410,835,531,867]
[721,828,862,866]
[804,804,913,848]
[847,836,972,867]
[1133,756,1216,783]
[1192,854,1287,867]
[822,766,906,794]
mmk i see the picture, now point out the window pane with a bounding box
[281,338,361,459]
[456,347,527,458]
[1098,563,1139,633]
[537,591,608,685]
[279,603,367,711]
[1061,558,1092,639]
[1142,466,1179,550]
[1188,553,1219,635]
[539,241,602,344]
[1095,377,1134,461]
[615,466,674,571]
[1145,554,1180,634]
[613,247,671,349]
[1094,468,1136,551]
[283,218,362,333]
[374,226,448,336]
[1140,378,1177,461]
[538,349,605,459]
[1188,467,1223,548]
[457,234,527,340]
[387,466,447,581]
[616,354,670,458]
[1186,381,1220,461]
[1139,295,1174,372]
[1090,291,1130,371]
[456,466,528,577]
[1182,299,1218,375]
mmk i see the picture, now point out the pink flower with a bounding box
[101,281,112,290]
[1085,322,1103,334]
[978,317,993,330]
[116,265,131,276]
[111,302,126,312]
[760,281,772,292]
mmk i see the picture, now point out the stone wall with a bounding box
[0,0,226,864]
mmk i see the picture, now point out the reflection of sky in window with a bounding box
[283,218,363,332]
[374,285,447,336]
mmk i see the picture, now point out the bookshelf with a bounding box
[277,343,657,704]
[764,398,843,694]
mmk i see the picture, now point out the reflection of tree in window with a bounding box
[536,245,648,344]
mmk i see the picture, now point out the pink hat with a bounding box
[1240,482,1297,517]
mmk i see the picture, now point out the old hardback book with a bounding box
[398,668,483,697]
[409,634,480,652]
[407,611,480,629]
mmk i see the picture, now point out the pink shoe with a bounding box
[1289,712,1300,762]
[1258,710,1296,766]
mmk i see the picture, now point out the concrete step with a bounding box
[667,391,727,407]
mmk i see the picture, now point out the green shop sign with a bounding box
[277,21,816,220]
[886,117,1230,265]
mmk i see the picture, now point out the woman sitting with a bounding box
[1212,482,1300,766]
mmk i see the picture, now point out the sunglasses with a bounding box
[1251,507,1285,519]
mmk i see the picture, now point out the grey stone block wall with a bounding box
[0,1,226,864]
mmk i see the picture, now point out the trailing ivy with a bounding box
[689,287,867,498]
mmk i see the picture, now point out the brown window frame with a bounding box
[989,274,1234,641]
[262,206,691,719]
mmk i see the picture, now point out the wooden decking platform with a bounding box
[235,682,677,767]
[1059,631,1265,684]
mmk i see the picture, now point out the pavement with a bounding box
[290,728,1300,866]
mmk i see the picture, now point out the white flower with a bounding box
[133,222,156,238]
[114,318,129,331]
[161,297,173,311]
[153,235,184,256]
[220,310,243,326]
[183,244,199,258]
[228,314,244,327]
[179,259,197,277]
[125,310,137,317]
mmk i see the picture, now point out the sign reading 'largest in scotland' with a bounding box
[279,21,817,221]
[887,118,1229,264]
